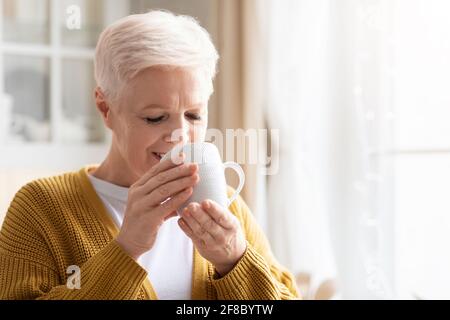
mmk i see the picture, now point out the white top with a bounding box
[87,173,193,300]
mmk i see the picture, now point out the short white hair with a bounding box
[94,10,219,102]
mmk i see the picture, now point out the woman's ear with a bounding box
[95,87,113,130]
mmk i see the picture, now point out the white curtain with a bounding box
[264,0,395,299]
[265,0,338,295]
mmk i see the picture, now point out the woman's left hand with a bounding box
[178,200,247,277]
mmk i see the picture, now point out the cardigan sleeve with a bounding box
[211,190,300,300]
[0,183,147,300]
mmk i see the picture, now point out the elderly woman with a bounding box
[0,11,298,300]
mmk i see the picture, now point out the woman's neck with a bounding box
[90,148,139,188]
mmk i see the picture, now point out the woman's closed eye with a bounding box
[185,113,202,121]
[145,115,166,124]
[144,112,203,125]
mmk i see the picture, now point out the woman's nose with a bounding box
[163,118,190,143]
[164,130,188,143]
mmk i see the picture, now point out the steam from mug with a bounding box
[160,142,245,214]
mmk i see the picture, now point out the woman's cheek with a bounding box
[126,132,150,160]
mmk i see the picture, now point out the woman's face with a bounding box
[105,67,210,181]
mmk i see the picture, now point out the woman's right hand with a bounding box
[115,153,199,260]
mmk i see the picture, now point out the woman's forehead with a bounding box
[123,68,211,110]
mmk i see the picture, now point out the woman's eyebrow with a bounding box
[141,104,168,110]
[141,103,205,111]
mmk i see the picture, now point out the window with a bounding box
[392,0,450,299]
[0,0,113,144]
[264,0,450,299]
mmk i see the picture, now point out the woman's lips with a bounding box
[152,152,166,161]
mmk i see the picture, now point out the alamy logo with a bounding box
[66,5,81,30]
[66,265,81,289]
[169,128,280,175]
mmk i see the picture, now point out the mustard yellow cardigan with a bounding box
[0,166,299,300]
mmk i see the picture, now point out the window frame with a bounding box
[0,0,96,144]
[0,0,112,170]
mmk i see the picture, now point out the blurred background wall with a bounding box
[1,0,450,299]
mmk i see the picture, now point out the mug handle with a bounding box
[223,161,245,207]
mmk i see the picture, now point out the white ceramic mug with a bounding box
[161,142,245,214]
